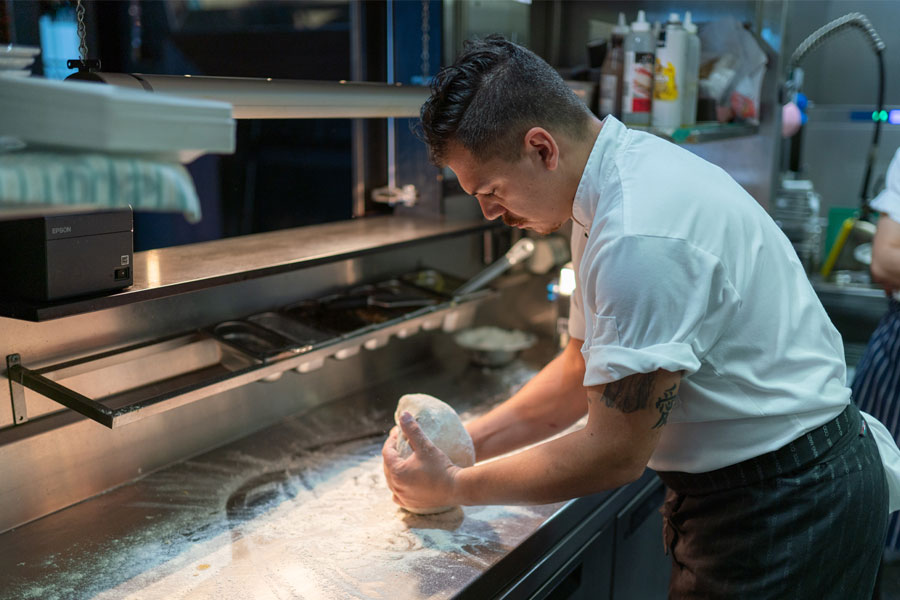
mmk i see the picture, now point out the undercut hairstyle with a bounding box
[419,35,594,167]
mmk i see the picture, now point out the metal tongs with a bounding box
[454,238,536,297]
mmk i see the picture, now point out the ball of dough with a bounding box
[394,393,475,514]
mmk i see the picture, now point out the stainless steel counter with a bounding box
[810,275,890,347]
[0,334,660,600]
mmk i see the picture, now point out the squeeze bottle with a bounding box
[622,10,654,126]
[652,13,689,130]
[598,12,629,119]
[682,11,701,127]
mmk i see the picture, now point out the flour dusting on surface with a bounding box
[2,356,566,600]
[6,437,556,600]
[98,442,549,600]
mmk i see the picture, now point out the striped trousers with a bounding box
[852,299,900,550]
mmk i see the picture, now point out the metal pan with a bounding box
[246,312,332,347]
[210,321,300,361]
[282,298,371,335]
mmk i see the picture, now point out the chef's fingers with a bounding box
[392,493,402,506]
[382,433,401,474]
[386,425,399,443]
[397,411,434,456]
[382,458,392,486]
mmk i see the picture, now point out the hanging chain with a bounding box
[420,0,430,82]
[75,0,89,60]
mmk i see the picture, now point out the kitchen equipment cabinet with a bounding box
[612,476,669,599]
[485,474,668,600]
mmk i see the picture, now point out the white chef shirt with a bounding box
[871,147,900,222]
[871,148,900,301]
[568,116,850,473]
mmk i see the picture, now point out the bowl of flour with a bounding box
[454,326,537,367]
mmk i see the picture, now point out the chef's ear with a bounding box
[523,127,559,171]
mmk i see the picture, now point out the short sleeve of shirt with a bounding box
[567,223,589,340]
[872,148,900,222]
[580,235,741,387]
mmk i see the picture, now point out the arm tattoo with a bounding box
[653,384,678,429]
[603,374,679,429]
[602,372,657,413]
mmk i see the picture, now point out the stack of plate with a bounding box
[1,44,40,77]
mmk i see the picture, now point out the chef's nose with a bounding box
[478,197,504,221]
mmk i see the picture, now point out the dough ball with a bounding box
[394,393,475,515]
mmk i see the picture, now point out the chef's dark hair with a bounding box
[418,34,592,166]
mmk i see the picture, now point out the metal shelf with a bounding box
[631,122,760,144]
[5,292,489,429]
[0,216,498,322]
[68,73,429,120]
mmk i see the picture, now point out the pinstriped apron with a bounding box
[852,298,900,550]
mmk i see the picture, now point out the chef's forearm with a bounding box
[453,426,642,506]
[467,337,588,461]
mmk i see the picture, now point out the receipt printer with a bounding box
[0,207,133,301]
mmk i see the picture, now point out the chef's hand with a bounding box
[382,412,462,512]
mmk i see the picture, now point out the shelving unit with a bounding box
[527,0,785,211]
[633,122,761,144]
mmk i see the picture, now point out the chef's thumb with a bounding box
[399,411,433,455]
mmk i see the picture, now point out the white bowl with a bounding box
[0,56,34,69]
[454,326,537,367]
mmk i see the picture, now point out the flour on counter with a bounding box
[76,440,551,600]
[2,357,564,600]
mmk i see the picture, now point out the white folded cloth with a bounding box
[0,150,201,222]
[862,410,900,513]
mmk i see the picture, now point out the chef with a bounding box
[382,35,889,598]
[853,146,900,589]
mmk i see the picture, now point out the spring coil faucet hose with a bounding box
[789,12,885,69]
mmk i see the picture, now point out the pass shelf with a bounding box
[6,282,491,429]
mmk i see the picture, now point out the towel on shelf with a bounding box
[0,150,202,222]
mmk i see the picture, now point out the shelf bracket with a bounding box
[6,353,115,428]
[6,354,27,425]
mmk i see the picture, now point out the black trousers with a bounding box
[658,404,888,599]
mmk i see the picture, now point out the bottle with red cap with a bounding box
[622,10,655,125]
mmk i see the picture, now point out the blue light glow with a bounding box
[849,110,900,124]
[39,9,79,80]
